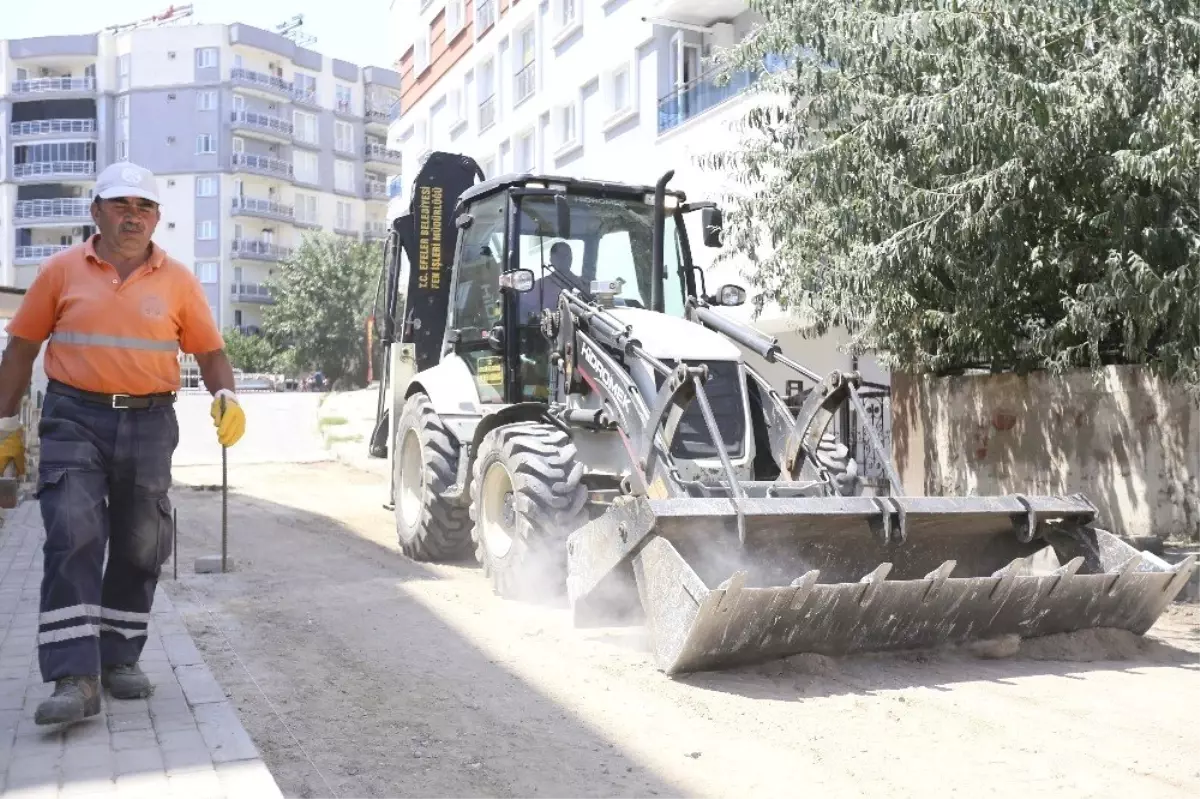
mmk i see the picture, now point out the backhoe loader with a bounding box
[366,151,1195,675]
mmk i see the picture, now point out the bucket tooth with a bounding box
[988,555,1032,601]
[857,563,892,607]
[922,560,956,602]
[788,570,820,610]
[1047,556,1084,597]
[716,571,747,612]
[1106,554,1148,597]
[1164,555,1197,596]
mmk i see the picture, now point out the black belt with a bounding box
[48,379,176,410]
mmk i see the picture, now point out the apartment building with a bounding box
[388,0,889,392]
[0,23,403,333]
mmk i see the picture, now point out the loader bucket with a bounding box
[565,494,1197,675]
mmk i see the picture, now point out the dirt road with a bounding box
[163,460,1200,799]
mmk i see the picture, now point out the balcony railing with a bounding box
[365,105,391,126]
[292,87,319,107]
[230,110,293,137]
[231,196,294,220]
[230,239,293,261]
[657,66,758,135]
[10,76,96,95]
[365,179,388,199]
[364,221,389,240]
[513,62,536,107]
[479,94,496,132]
[230,152,294,179]
[12,161,96,179]
[10,119,96,138]
[15,245,72,263]
[230,68,293,95]
[335,98,353,116]
[229,282,275,303]
[363,141,402,164]
[14,198,91,223]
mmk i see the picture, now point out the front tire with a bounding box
[469,422,588,601]
[393,393,473,561]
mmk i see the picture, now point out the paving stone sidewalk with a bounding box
[0,500,284,798]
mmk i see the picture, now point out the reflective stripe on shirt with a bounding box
[50,331,179,352]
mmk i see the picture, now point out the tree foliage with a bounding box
[221,327,277,373]
[704,0,1200,390]
[262,233,383,386]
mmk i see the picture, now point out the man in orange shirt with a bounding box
[0,161,247,726]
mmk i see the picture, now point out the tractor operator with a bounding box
[0,161,247,726]
[518,240,576,322]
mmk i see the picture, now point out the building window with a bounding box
[336,201,353,231]
[294,151,318,184]
[195,48,217,68]
[413,29,431,75]
[445,0,465,40]
[116,140,128,160]
[196,176,217,197]
[334,160,355,193]
[194,262,219,283]
[294,110,318,144]
[118,54,130,91]
[556,0,579,32]
[556,102,578,151]
[335,84,352,115]
[196,134,216,154]
[514,24,536,106]
[294,72,317,104]
[117,96,129,119]
[196,90,216,111]
[294,192,318,224]
[476,0,496,38]
[514,129,535,173]
[609,64,631,114]
[197,221,216,239]
[334,121,353,154]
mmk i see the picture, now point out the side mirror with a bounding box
[701,206,724,248]
[487,323,505,352]
[555,194,572,238]
[715,284,746,307]
[499,268,535,293]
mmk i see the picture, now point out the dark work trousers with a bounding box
[34,387,178,682]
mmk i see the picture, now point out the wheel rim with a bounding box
[480,461,516,560]
[398,428,424,530]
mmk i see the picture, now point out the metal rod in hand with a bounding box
[220,396,228,574]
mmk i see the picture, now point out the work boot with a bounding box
[34,676,101,726]
[102,663,153,699]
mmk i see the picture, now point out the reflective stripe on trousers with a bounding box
[49,331,180,352]
[34,390,178,681]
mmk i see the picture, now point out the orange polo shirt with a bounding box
[6,234,224,395]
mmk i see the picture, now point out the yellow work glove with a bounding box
[210,390,246,448]
[0,417,25,478]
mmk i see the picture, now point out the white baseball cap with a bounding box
[95,160,161,204]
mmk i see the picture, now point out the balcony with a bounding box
[649,0,746,27]
[14,198,91,225]
[231,152,294,180]
[230,110,293,142]
[364,104,393,130]
[363,141,402,166]
[479,95,496,132]
[15,245,71,265]
[335,98,354,117]
[230,68,293,98]
[365,179,388,200]
[230,196,294,223]
[657,66,758,135]
[231,239,293,262]
[291,86,320,108]
[9,76,96,97]
[10,119,96,140]
[230,282,275,304]
[12,161,96,181]
[513,62,535,108]
[363,221,389,241]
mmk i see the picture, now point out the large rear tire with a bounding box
[393,393,473,561]
[469,422,588,601]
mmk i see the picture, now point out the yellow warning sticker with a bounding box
[477,356,503,387]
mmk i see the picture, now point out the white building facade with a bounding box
[0,22,403,334]
[388,0,889,393]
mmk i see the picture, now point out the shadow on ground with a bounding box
[162,465,684,799]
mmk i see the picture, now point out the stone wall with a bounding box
[891,365,1200,542]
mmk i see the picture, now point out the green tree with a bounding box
[222,327,278,373]
[263,232,383,386]
[705,0,1200,390]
